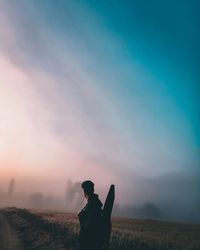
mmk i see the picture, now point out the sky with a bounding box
[0,0,199,219]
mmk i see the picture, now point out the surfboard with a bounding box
[102,184,115,247]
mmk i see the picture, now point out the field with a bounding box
[0,207,200,250]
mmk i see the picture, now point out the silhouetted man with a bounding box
[78,180,103,250]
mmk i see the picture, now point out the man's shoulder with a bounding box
[88,194,103,209]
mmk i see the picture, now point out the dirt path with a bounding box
[1,208,78,250]
[0,210,24,250]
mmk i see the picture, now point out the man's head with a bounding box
[81,180,94,198]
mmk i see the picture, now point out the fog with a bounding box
[0,0,199,224]
[0,173,199,223]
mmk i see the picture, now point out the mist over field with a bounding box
[0,0,199,225]
[0,174,199,222]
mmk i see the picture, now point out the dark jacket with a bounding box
[78,194,103,250]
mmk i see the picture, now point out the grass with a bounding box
[1,207,200,250]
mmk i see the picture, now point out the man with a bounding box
[78,180,103,250]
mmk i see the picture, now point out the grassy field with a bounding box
[0,207,200,250]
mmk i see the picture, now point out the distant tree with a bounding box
[119,202,162,219]
[66,179,74,203]
[139,202,162,219]
[65,179,84,211]
[8,178,15,197]
[29,192,44,208]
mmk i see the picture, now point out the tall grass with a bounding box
[3,208,200,250]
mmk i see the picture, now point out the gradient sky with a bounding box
[0,0,199,207]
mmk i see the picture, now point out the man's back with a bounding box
[78,193,103,250]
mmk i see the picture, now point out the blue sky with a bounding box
[31,0,199,171]
[0,0,199,212]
